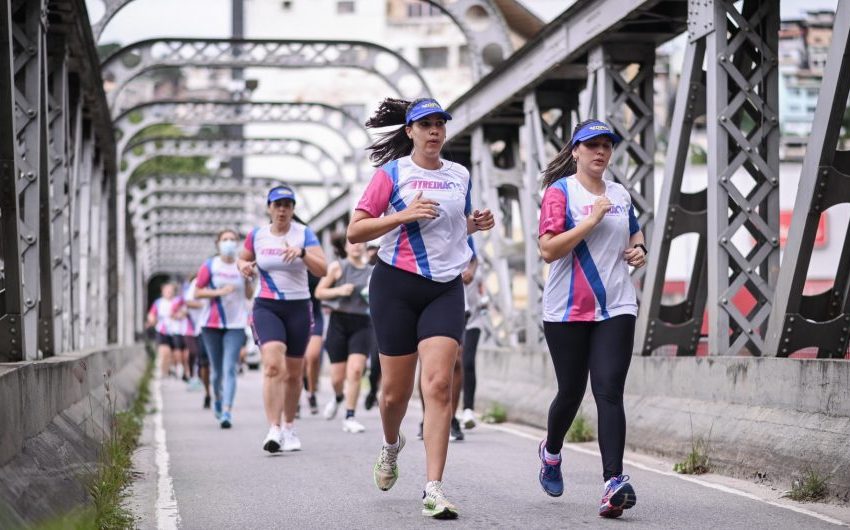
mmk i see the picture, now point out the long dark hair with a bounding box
[330,231,347,259]
[365,97,432,167]
[540,119,596,188]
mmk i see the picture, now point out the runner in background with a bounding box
[146,282,180,378]
[302,272,324,415]
[185,276,212,409]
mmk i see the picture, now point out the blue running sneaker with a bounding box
[599,475,636,518]
[538,440,564,497]
[220,411,232,429]
[213,400,222,420]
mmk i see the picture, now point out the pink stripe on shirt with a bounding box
[568,254,597,321]
[356,169,393,217]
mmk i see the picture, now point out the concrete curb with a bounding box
[0,345,148,527]
[473,348,850,500]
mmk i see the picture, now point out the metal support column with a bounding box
[706,0,780,356]
[765,2,850,358]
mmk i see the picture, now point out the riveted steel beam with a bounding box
[765,2,850,359]
[705,0,780,356]
[101,38,431,112]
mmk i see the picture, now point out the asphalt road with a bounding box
[143,368,848,529]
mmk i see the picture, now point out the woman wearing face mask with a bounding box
[195,229,254,429]
[348,98,494,519]
[238,185,328,454]
[536,120,645,518]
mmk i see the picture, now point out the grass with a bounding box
[673,435,711,475]
[481,402,507,424]
[786,468,830,502]
[32,353,154,530]
[566,410,595,443]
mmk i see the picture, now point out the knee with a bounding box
[422,377,452,404]
[263,362,283,379]
[381,388,408,409]
[349,366,364,380]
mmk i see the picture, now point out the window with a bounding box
[337,1,355,14]
[419,46,448,69]
[458,45,470,67]
[407,2,441,18]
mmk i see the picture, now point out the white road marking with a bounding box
[153,376,180,529]
[483,423,847,527]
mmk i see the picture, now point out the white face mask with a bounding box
[218,239,238,257]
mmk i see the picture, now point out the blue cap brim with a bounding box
[406,110,452,125]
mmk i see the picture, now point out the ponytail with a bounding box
[540,119,596,188]
[365,97,433,167]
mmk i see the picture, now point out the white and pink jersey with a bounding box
[539,176,640,322]
[245,223,320,300]
[195,256,248,329]
[184,279,208,337]
[356,156,473,283]
[147,296,183,335]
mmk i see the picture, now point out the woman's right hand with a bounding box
[398,191,439,223]
[238,259,256,279]
[588,196,613,225]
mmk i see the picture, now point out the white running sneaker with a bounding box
[262,426,282,453]
[281,427,302,451]
[323,400,340,420]
[373,433,405,491]
[422,480,459,519]
[461,408,476,430]
[342,417,366,433]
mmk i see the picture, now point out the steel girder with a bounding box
[90,0,511,80]
[1,0,115,360]
[765,2,850,359]
[113,99,371,158]
[122,136,343,189]
[636,0,780,357]
[101,38,431,112]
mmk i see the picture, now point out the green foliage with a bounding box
[481,402,507,424]
[690,144,707,165]
[566,410,595,443]
[34,358,154,530]
[786,468,829,502]
[673,436,711,475]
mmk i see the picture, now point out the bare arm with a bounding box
[538,196,611,263]
[623,230,647,268]
[302,246,327,278]
[466,208,495,235]
[237,247,256,279]
[347,191,438,243]
[314,261,348,300]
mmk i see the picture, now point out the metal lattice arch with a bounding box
[101,38,432,112]
[90,0,512,79]
[113,100,371,157]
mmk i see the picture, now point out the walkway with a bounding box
[130,369,850,529]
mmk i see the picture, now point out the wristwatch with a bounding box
[633,243,648,256]
[300,247,306,259]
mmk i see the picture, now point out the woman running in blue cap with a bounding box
[536,119,646,518]
[348,97,494,519]
[238,185,328,453]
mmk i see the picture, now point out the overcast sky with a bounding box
[91,0,840,45]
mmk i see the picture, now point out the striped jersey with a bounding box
[183,279,209,337]
[356,156,472,283]
[245,223,320,300]
[538,176,640,322]
[195,256,248,329]
[147,296,184,335]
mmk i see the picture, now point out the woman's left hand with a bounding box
[623,246,646,268]
[282,242,303,264]
[471,209,495,232]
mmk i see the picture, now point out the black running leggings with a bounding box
[543,315,635,481]
[461,327,481,410]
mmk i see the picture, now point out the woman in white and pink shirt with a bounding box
[536,119,646,518]
[348,97,494,519]
[195,229,254,429]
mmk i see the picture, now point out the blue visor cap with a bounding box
[571,120,622,147]
[267,186,296,204]
[406,98,452,125]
